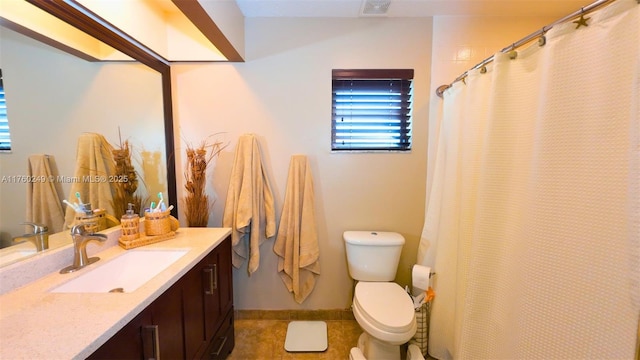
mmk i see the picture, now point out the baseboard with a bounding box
[235,309,355,321]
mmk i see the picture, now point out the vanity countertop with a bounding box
[0,227,231,360]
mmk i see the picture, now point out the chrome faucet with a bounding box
[13,222,49,251]
[60,224,107,274]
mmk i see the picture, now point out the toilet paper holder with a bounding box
[409,265,436,278]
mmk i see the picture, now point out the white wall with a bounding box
[172,17,433,310]
[430,16,558,95]
[0,28,166,247]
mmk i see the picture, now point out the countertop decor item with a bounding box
[183,135,226,227]
[119,210,179,249]
[118,230,176,250]
[144,208,172,235]
[119,203,140,242]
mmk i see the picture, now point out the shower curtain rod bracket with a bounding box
[436,84,451,97]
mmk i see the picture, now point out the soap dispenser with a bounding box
[120,203,140,241]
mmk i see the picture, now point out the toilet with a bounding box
[344,231,423,360]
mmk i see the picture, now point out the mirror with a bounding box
[0,2,177,267]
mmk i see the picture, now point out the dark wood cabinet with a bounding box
[88,236,234,360]
[183,256,208,359]
[207,308,234,360]
[205,238,234,360]
[89,309,151,359]
[184,236,234,359]
[89,283,184,360]
[153,283,185,359]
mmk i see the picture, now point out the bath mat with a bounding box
[284,321,328,352]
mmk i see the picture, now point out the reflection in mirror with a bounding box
[0,26,167,264]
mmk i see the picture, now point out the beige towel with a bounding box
[26,155,65,233]
[273,155,320,304]
[222,134,276,275]
[63,133,116,229]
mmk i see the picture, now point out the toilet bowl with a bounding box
[352,282,416,345]
[351,281,417,359]
[343,231,418,360]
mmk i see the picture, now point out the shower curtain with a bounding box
[420,1,639,358]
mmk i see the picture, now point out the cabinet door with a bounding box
[217,238,233,316]
[183,259,207,359]
[87,309,151,359]
[185,236,233,358]
[151,283,184,359]
[203,250,222,340]
[88,284,183,360]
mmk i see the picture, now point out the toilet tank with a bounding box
[343,231,405,281]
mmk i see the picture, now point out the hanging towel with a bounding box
[222,134,276,275]
[273,155,320,304]
[63,133,116,229]
[26,155,65,233]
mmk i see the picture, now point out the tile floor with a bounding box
[227,318,362,359]
[226,310,436,360]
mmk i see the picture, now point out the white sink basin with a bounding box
[51,249,189,293]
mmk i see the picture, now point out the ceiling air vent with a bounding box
[360,0,391,16]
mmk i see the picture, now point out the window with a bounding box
[0,69,11,152]
[332,69,413,152]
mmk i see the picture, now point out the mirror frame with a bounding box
[25,0,178,218]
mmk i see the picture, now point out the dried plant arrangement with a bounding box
[183,136,225,227]
[111,131,147,219]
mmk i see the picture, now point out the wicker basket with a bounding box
[144,209,171,236]
[120,216,140,241]
[410,300,432,357]
[74,209,107,233]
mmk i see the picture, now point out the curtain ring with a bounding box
[480,66,487,74]
[538,36,546,46]
[538,26,547,46]
[507,43,518,59]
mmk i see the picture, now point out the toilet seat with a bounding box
[353,282,416,334]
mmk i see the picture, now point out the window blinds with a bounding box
[332,69,413,151]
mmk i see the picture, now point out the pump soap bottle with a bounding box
[120,203,140,241]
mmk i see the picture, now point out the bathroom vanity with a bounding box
[0,227,234,359]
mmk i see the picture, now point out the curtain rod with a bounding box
[435,0,624,98]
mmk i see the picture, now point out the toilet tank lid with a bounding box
[343,231,405,245]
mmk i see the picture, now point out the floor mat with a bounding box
[284,321,328,352]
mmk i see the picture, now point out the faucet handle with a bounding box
[21,222,48,234]
[70,224,87,236]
